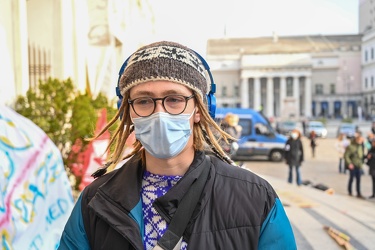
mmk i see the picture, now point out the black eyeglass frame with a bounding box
[128,94,195,117]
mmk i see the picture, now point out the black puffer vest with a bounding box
[81,151,278,249]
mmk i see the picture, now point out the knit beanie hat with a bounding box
[119,41,208,102]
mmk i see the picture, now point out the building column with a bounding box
[304,76,312,117]
[280,76,286,116]
[12,0,29,98]
[241,77,249,108]
[293,76,300,118]
[56,0,75,79]
[266,77,274,117]
[254,77,261,111]
[73,1,90,93]
[316,102,321,117]
[0,1,16,104]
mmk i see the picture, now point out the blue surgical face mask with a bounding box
[132,110,195,159]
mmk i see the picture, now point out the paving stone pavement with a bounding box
[244,137,375,249]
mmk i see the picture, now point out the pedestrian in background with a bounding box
[344,132,365,198]
[284,129,304,186]
[371,121,375,134]
[366,132,374,150]
[309,130,317,158]
[220,113,242,156]
[58,41,296,249]
[365,138,375,199]
[335,133,350,174]
[302,118,307,136]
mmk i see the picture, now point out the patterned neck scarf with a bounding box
[141,171,188,250]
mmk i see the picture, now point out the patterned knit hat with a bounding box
[119,41,208,101]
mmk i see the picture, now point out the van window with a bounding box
[238,119,252,136]
[255,123,271,136]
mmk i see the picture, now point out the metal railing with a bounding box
[28,42,51,90]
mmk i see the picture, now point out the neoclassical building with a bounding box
[360,0,375,118]
[206,35,362,120]
[2,0,370,122]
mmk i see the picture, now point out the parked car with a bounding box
[276,121,303,136]
[306,121,327,138]
[337,123,357,138]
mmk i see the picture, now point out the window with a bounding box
[330,84,335,94]
[365,50,368,62]
[222,86,227,97]
[365,77,368,88]
[315,84,323,94]
[254,123,271,136]
[372,76,374,88]
[234,85,239,97]
[286,78,293,96]
[238,119,252,136]
[372,48,374,60]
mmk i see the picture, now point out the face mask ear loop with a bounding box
[188,107,197,119]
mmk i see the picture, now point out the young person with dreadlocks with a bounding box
[58,41,296,250]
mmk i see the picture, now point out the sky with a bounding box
[128,0,359,55]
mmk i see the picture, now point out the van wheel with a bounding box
[269,150,283,162]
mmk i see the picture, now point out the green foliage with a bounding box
[15,78,75,150]
[70,93,97,144]
[342,117,353,123]
[316,117,327,125]
[14,77,118,191]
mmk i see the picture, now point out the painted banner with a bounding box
[0,105,74,250]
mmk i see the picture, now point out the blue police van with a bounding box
[215,108,287,162]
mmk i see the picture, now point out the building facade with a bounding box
[360,0,375,118]
[1,0,152,106]
[206,35,362,120]
[2,0,373,123]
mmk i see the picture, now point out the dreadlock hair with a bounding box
[90,91,143,178]
[192,93,237,165]
[91,90,237,178]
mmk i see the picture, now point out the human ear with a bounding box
[194,108,201,123]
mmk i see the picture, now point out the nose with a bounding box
[153,99,165,113]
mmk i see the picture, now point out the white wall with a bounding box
[0,0,28,106]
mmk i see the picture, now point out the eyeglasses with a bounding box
[128,94,195,117]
